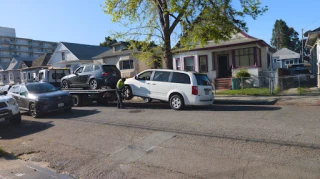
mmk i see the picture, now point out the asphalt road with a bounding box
[0,102,320,178]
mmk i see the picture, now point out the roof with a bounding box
[6,57,36,70]
[93,48,139,59]
[173,32,270,53]
[62,42,110,60]
[0,63,11,71]
[272,48,300,60]
[30,53,52,67]
[305,31,320,48]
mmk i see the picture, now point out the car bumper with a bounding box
[0,105,19,119]
[97,78,118,89]
[36,100,73,114]
[186,96,214,106]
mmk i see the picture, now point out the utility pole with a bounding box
[301,29,304,64]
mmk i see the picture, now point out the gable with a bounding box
[47,43,78,65]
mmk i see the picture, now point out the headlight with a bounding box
[7,98,17,106]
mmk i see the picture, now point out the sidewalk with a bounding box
[214,95,320,106]
[0,157,75,179]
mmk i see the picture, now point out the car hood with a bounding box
[0,95,14,102]
[31,90,70,98]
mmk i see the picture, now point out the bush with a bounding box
[235,69,251,78]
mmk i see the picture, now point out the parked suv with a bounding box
[0,91,21,125]
[61,64,121,89]
[124,69,214,110]
[8,82,73,118]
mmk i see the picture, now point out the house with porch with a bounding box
[93,42,151,78]
[0,56,36,85]
[305,28,320,88]
[47,42,110,73]
[20,53,52,83]
[172,32,273,89]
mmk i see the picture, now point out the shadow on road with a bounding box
[0,120,54,140]
[39,108,101,119]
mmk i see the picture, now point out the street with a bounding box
[0,102,320,178]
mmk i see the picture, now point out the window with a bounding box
[0,74,2,82]
[61,52,65,60]
[120,60,134,70]
[257,48,261,67]
[20,86,28,96]
[184,56,194,71]
[9,73,14,81]
[75,67,84,74]
[194,74,211,86]
[10,85,20,94]
[290,60,293,64]
[39,72,44,80]
[294,59,299,64]
[83,65,94,72]
[199,55,208,73]
[23,73,27,80]
[175,58,181,70]
[285,60,289,64]
[137,71,152,80]
[115,45,121,51]
[234,48,254,68]
[171,72,190,84]
[153,71,170,82]
[94,64,101,70]
[26,83,57,94]
[52,70,67,80]
[3,74,5,81]
[28,72,31,80]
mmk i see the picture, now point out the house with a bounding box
[93,42,151,78]
[0,56,36,85]
[172,32,273,89]
[20,53,52,83]
[271,48,304,70]
[305,29,320,87]
[47,42,110,73]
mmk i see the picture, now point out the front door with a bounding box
[149,71,172,100]
[218,55,229,78]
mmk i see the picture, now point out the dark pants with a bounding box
[116,89,124,108]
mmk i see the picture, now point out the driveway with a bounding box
[0,102,320,178]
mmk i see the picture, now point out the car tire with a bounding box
[72,95,82,107]
[9,113,21,125]
[123,85,133,100]
[169,94,184,110]
[29,103,41,118]
[61,80,69,89]
[89,79,99,90]
[144,98,153,103]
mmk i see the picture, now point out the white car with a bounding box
[0,91,21,125]
[124,69,214,110]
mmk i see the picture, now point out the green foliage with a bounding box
[129,41,162,68]
[270,19,300,52]
[216,88,271,96]
[99,36,117,47]
[235,69,251,78]
[103,0,268,69]
[274,85,280,94]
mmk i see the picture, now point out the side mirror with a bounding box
[134,75,138,80]
[3,91,8,95]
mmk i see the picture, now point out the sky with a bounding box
[1,0,320,46]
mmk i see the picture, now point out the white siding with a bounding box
[47,43,78,66]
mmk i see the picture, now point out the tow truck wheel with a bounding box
[62,80,69,89]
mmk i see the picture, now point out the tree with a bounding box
[270,20,300,52]
[99,36,117,47]
[103,0,267,69]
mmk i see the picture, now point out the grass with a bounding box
[297,87,311,95]
[216,88,272,96]
[0,147,10,157]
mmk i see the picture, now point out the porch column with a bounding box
[254,47,257,67]
[232,50,235,69]
[212,52,216,70]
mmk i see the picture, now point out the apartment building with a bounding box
[0,26,57,70]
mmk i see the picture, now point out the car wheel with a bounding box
[170,94,184,110]
[29,103,40,118]
[72,95,82,107]
[123,85,133,100]
[89,79,98,90]
[9,113,21,125]
[61,80,69,89]
[144,98,153,103]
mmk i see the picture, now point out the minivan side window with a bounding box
[137,71,152,80]
[153,71,170,82]
[83,65,93,72]
[171,72,190,84]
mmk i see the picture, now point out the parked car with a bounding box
[61,64,121,90]
[8,82,73,118]
[124,69,214,110]
[0,85,12,94]
[0,91,21,125]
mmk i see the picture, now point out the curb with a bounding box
[214,98,278,105]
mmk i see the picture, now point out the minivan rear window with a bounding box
[194,74,211,86]
[171,72,190,84]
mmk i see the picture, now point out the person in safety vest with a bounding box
[116,78,126,108]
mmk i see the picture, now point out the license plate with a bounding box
[205,90,209,95]
[58,103,64,107]
[112,73,116,76]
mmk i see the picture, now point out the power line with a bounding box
[304,16,320,29]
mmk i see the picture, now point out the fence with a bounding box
[230,74,320,95]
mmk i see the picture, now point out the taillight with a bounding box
[192,86,198,95]
[102,72,110,77]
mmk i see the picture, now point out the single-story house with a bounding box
[305,28,320,87]
[47,42,110,73]
[172,32,274,88]
[271,48,304,70]
[93,42,151,78]
[0,56,36,85]
[20,53,52,83]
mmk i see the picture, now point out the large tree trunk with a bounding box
[163,32,173,69]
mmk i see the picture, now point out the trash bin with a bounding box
[232,78,240,90]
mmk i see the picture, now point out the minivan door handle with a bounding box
[151,83,156,85]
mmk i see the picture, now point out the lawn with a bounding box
[216,88,272,96]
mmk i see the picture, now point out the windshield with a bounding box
[194,74,211,86]
[26,83,58,94]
